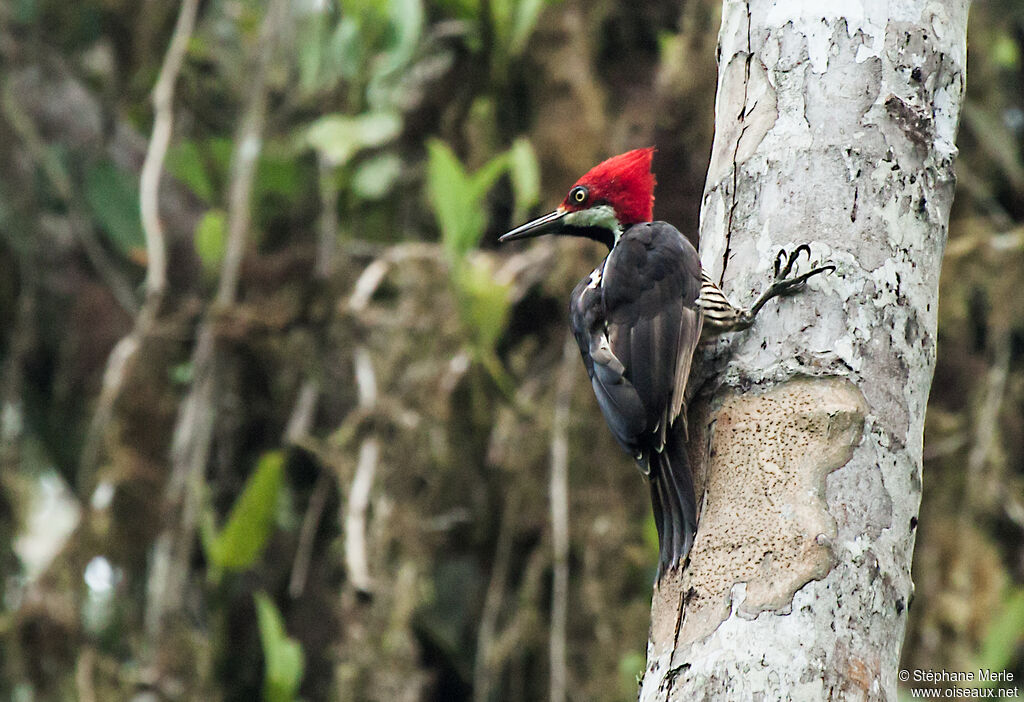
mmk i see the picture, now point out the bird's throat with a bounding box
[564,205,623,247]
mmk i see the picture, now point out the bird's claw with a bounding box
[742,245,835,325]
[774,244,812,280]
[771,246,834,296]
[773,265,837,296]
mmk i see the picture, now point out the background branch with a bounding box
[549,333,575,702]
[145,0,287,659]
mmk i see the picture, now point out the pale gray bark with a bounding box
[641,1,969,700]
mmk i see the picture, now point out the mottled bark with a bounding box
[642,1,969,700]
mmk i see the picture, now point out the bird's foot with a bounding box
[702,245,836,335]
[739,246,835,322]
[768,245,835,297]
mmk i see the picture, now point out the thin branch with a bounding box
[74,647,98,702]
[79,331,143,486]
[549,333,576,702]
[348,258,392,313]
[345,345,379,596]
[486,545,548,673]
[0,283,36,470]
[79,0,199,489]
[316,154,340,279]
[140,0,200,298]
[345,437,379,596]
[285,380,320,445]
[288,470,331,598]
[283,378,322,600]
[286,144,344,597]
[353,344,378,408]
[214,0,283,308]
[473,492,520,702]
[944,224,1024,259]
[144,0,287,650]
[964,331,1011,512]
[326,241,390,596]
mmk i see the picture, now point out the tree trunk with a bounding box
[641,1,969,700]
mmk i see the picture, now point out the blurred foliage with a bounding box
[195,208,228,271]
[202,451,285,574]
[448,0,557,77]
[973,588,1024,687]
[0,0,1020,700]
[256,591,306,702]
[303,112,403,168]
[426,137,538,390]
[83,160,147,263]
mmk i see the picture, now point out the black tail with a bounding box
[648,425,698,578]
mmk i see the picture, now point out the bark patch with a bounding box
[705,53,778,187]
[650,377,866,654]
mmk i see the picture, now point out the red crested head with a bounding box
[560,147,656,226]
[499,147,657,249]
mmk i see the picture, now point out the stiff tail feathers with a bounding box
[648,426,697,578]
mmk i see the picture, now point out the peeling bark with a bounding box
[642,1,969,700]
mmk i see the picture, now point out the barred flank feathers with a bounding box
[697,272,740,327]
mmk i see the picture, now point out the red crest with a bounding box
[562,147,656,225]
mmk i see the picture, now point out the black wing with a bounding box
[570,221,703,462]
[570,271,648,458]
[570,222,703,570]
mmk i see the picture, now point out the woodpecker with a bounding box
[500,147,833,577]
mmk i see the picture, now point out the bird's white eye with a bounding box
[570,186,588,204]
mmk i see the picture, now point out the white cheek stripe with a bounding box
[563,204,623,243]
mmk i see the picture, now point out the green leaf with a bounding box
[384,0,424,71]
[255,592,305,702]
[468,151,511,203]
[333,16,364,81]
[426,140,523,363]
[973,587,1024,686]
[297,12,328,94]
[366,0,425,109]
[642,512,659,564]
[508,137,540,222]
[205,452,285,572]
[509,0,548,55]
[207,137,235,182]
[992,32,1020,70]
[194,209,227,271]
[354,112,403,146]
[169,362,193,386]
[166,141,216,203]
[303,112,402,167]
[339,0,388,21]
[433,0,480,20]
[489,0,513,53]
[83,160,145,261]
[256,152,304,201]
[618,650,647,697]
[352,153,402,200]
[453,259,511,352]
[426,139,479,260]
[13,0,37,24]
[426,139,515,261]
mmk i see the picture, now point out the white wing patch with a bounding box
[586,267,602,290]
